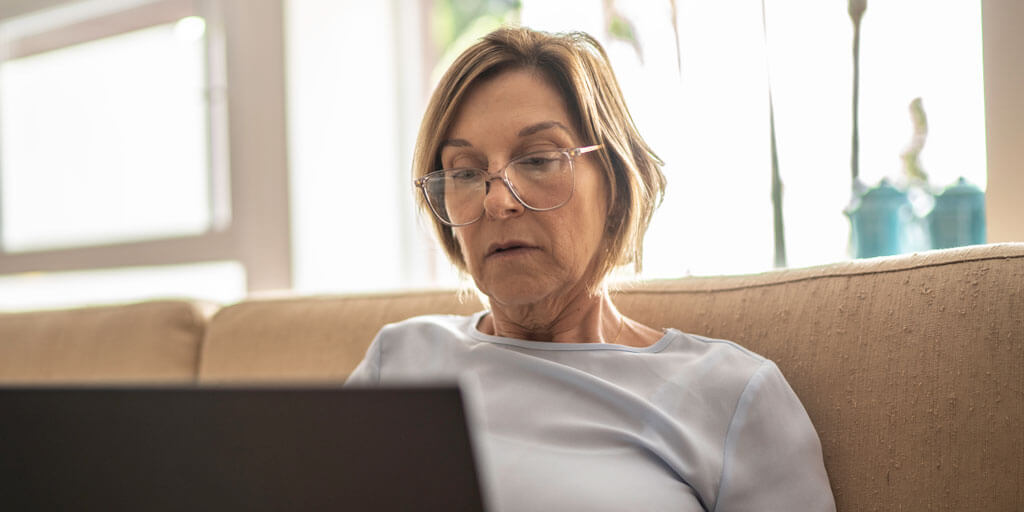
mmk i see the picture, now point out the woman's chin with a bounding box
[478,278,559,309]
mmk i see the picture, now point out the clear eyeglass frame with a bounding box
[414,144,603,227]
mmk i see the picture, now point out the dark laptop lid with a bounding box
[0,385,485,511]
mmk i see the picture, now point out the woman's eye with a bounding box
[451,169,479,181]
[516,155,560,172]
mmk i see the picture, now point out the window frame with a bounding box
[0,0,292,293]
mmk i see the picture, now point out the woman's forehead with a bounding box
[443,68,578,143]
[439,121,576,154]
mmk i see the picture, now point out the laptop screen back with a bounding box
[0,386,485,511]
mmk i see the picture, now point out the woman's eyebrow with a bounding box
[440,138,471,149]
[518,121,572,138]
[439,138,472,150]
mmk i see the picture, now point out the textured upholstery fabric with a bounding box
[198,243,1024,511]
[0,300,208,383]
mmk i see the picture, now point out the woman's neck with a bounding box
[480,289,624,344]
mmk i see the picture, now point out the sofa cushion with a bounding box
[198,290,483,383]
[0,300,209,384]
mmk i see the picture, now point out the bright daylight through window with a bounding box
[0,15,211,252]
[0,0,243,311]
[517,0,986,276]
[287,0,986,295]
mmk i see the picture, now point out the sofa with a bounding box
[2,243,1021,511]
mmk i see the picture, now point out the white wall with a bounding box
[982,0,1024,243]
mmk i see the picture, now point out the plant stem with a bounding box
[851,17,861,186]
[762,0,786,267]
[769,97,786,268]
[670,0,682,76]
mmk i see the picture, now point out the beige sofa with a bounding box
[2,243,1022,511]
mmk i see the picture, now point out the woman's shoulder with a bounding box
[377,312,481,338]
[369,312,485,357]
[347,313,481,385]
[661,328,765,358]
[664,330,767,362]
[655,329,775,389]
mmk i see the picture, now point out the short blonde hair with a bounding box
[413,26,665,284]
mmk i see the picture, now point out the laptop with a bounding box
[0,385,486,511]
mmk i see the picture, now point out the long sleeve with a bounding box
[713,361,835,511]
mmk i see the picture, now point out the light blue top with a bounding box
[346,311,835,512]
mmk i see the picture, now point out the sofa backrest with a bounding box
[199,243,1024,512]
[0,300,208,384]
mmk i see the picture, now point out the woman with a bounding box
[347,27,835,511]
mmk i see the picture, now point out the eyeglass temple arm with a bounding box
[572,144,603,156]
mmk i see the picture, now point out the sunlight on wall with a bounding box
[285,0,460,295]
[285,0,404,294]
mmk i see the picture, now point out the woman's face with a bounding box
[442,68,609,307]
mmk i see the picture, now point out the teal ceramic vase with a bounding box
[846,178,912,258]
[928,177,986,248]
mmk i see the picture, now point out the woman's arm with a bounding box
[713,361,836,511]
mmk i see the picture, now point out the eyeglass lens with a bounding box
[424,150,573,225]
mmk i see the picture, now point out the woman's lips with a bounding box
[489,246,536,259]
[486,241,539,259]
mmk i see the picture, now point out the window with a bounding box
[0,0,1007,310]
[1,12,214,252]
[285,0,989,296]
[0,0,291,309]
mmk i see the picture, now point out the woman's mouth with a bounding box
[486,241,538,258]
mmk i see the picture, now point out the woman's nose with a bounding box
[482,177,524,220]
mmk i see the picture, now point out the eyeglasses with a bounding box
[415,145,602,226]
